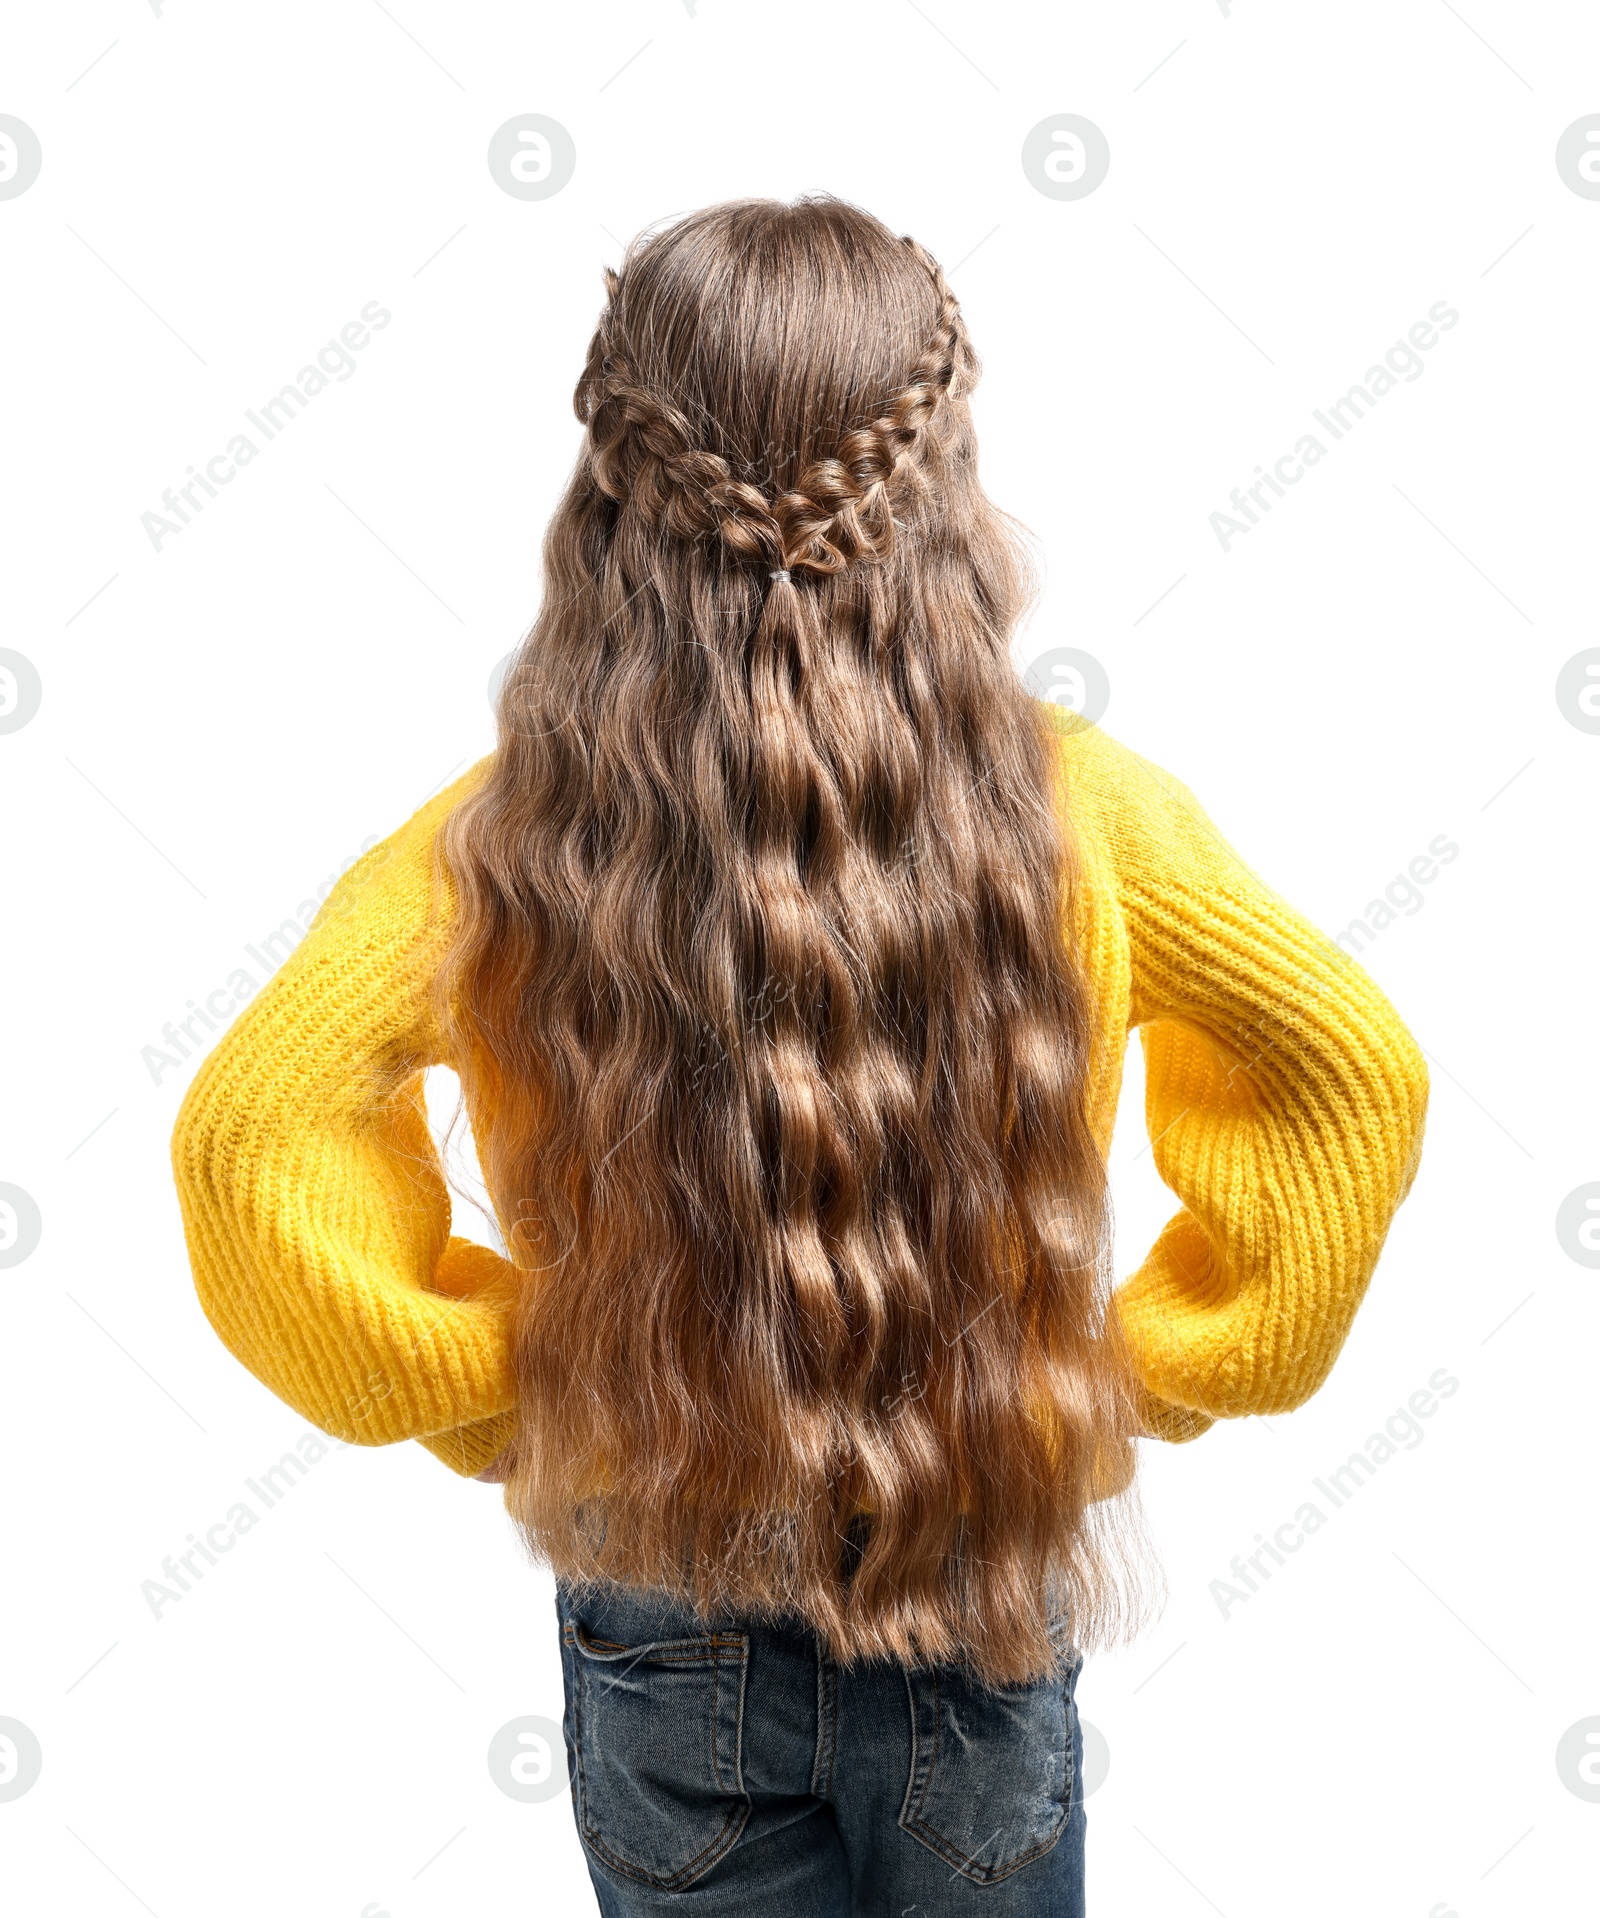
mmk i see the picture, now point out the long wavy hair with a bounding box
[436,196,1148,1685]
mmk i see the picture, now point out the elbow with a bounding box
[169,1045,269,1266]
[1335,971,1429,1208]
[170,1051,229,1221]
[1382,1022,1429,1205]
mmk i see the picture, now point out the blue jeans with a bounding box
[554,1577,1087,1916]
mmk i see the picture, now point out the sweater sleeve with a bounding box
[169,760,519,1478]
[1084,729,1429,1437]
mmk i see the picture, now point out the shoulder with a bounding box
[308,755,497,933]
[1033,700,1209,851]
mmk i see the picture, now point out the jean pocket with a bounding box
[899,1641,1079,1885]
[563,1616,751,1891]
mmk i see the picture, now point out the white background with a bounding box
[3,2,1597,1914]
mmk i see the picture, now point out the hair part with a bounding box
[435,194,1153,1685]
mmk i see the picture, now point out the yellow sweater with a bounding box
[169,709,1429,1479]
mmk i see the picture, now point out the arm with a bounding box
[169,760,520,1477]
[1084,730,1429,1435]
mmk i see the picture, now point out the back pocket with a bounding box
[899,1642,1079,1884]
[564,1616,751,1891]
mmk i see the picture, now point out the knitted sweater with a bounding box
[169,709,1429,1479]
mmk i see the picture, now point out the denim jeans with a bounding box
[553,1577,1087,1916]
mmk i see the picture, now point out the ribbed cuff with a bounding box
[1135,1385,1216,1444]
[417,1409,517,1478]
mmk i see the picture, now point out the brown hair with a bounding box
[436,195,1148,1684]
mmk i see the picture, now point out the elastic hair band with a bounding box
[770,569,791,583]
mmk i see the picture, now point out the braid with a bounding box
[574,239,974,578]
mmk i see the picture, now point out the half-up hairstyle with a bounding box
[436,195,1148,1685]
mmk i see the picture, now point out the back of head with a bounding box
[439,195,1146,1684]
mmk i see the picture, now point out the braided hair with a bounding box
[575,238,968,580]
[438,197,1147,1688]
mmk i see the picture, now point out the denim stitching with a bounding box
[584,1801,749,1892]
[813,1641,826,1797]
[729,1629,749,1800]
[824,1651,838,1799]
[574,1625,745,1670]
[1064,1662,1080,1810]
[898,1667,921,1829]
[709,1633,723,1794]
[812,1643,838,1800]
[898,1667,1072,1885]
[568,1625,752,1892]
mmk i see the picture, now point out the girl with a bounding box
[171,196,1428,1915]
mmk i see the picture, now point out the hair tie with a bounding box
[770,569,791,583]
